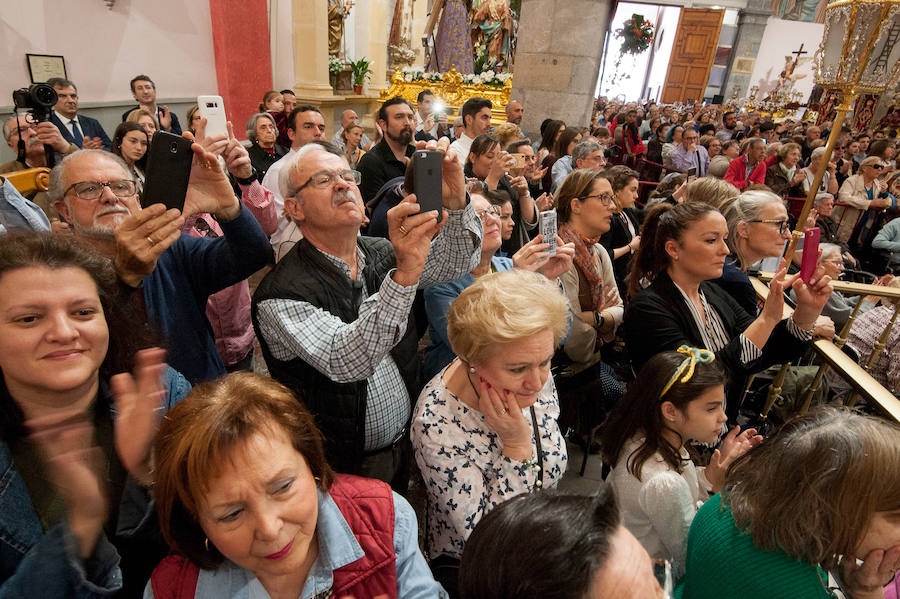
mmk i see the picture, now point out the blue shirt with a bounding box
[140,205,272,384]
[0,176,50,235]
[423,256,514,379]
[145,488,446,599]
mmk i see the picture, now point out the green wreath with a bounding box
[616,13,654,55]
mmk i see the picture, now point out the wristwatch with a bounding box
[234,168,257,186]
[594,311,605,328]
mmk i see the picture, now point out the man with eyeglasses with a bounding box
[261,105,326,255]
[49,147,272,384]
[836,155,897,246]
[252,139,481,488]
[670,128,710,177]
[1,115,77,226]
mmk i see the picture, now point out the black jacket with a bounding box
[623,271,809,421]
[251,236,421,473]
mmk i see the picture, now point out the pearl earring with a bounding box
[469,366,476,374]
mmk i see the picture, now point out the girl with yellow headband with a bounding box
[599,346,763,580]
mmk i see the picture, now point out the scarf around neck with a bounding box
[559,222,604,310]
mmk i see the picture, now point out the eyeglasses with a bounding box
[581,192,616,206]
[65,180,137,201]
[749,218,789,234]
[296,169,361,192]
[475,205,502,221]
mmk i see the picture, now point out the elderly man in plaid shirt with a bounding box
[252,139,481,490]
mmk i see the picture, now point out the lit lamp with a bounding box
[786,0,900,257]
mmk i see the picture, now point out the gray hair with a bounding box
[721,188,784,269]
[572,140,603,162]
[810,146,827,161]
[819,242,841,262]
[277,141,344,199]
[246,112,277,144]
[48,149,131,205]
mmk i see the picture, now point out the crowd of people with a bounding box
[1,74,900,599]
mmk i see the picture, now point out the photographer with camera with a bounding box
[415,90,451,141]
[2,84,80,226]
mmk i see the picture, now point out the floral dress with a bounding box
[411,366,568,560]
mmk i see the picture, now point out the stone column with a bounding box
[722,0,772,101]
[513,0,614,135]
[291,0,334,101]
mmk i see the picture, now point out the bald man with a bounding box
[332,108,374,152]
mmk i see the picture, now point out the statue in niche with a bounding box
[389,0,417,67]
[426,0,475,74]
[328,0,353,57]
[470,0,514,72]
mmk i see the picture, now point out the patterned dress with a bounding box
[411,366,568,560]
[428,0,475,74]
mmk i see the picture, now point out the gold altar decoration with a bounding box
[786,0,900,260]
[378,67,512,125]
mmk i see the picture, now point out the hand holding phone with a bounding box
[800,227,820,284]
[540,210,558,257]
[687,167,697,184]
[413,150,443,222]
[197,95,228,139]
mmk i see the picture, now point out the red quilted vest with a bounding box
[150,474,397,598]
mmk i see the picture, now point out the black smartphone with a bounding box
[141,130,194,211]
[413,149,443,222]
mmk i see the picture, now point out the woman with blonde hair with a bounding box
[340,123,366,169]
[682,176,739,210]
[492,122,524,149]
[125,108,159,140]
[412,269,570,593]
[679,406,900,598]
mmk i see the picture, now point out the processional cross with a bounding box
[792,44,808,63]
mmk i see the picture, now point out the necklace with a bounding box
[463,364,545,490]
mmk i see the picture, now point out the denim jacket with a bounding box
[0,367,190,597]
[144,488,447,599]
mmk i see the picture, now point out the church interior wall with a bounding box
[0,0,218,163]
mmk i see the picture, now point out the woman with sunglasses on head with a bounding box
[0,233,191,597]
[836,156,897,246]
[715,189,793,316]
[623,202,832,423]
[600,347,761,580]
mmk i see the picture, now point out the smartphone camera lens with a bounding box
[170,142,178,153]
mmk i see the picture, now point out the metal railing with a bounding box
[750,274,900,423]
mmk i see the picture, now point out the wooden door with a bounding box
[661,8,724,104]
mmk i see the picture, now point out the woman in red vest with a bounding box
[148,372,444,598]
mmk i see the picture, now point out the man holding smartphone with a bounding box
[252,138,481,489]
[49,143,273,384]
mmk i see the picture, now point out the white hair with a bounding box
[277,142,346,199]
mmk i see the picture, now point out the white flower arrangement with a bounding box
[399,67,509,88]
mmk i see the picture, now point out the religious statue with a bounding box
[328,0,353,58]
[853,95,877,134]
[471,0,514,72]
[425,0,475,74]
[765,55,807,102]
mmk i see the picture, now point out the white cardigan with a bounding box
[608,436,713,577]
[835,174,883,241]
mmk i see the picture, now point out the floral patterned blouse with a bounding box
[411,366,568,560]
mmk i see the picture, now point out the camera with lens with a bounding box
[12,83,58,123]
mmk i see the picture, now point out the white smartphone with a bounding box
[540,210,558,257]
[197,95,228,138]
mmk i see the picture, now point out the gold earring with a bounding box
[204,537,211,552]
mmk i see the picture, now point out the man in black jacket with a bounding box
[252,139,480,488]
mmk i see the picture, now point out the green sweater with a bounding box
[676,495,833,599]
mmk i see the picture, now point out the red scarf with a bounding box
[559,223,604,310]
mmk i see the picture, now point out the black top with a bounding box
[357,139,415,204]
[599,208,640,298]
[247,142,288,183]
[624,270,808,421]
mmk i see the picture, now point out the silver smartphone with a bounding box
[540,210,557,257]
